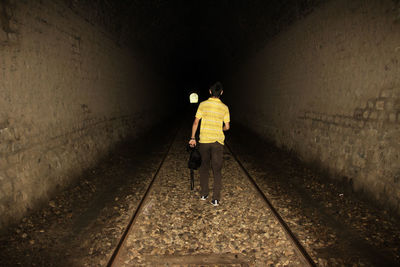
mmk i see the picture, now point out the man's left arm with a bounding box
[189,117,200,147]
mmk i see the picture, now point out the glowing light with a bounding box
[189,93,198,103]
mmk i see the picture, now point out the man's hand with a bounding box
[223,122,230,131]
[189,139,196,147]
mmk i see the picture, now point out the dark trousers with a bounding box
[199,142,224,200]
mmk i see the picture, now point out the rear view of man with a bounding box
[189,82,230,206]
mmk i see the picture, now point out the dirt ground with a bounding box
[0,121,176,267]
[111,124,304,266]
[0,119,399,266]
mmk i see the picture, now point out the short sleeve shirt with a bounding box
[195,98,230,145]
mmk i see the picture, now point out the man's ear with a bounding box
[209,90,212,95]
[220,90,223,96]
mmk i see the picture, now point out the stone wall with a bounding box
[0,0,169,229]
[226,0,400,213]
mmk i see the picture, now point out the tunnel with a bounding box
[1,0,400,266]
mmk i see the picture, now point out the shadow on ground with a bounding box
[227,124,400,266]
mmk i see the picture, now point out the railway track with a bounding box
[107,128,316,266]
[225,142,316,267]
[106,124,181,267]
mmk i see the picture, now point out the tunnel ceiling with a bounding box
[67,0,325,88]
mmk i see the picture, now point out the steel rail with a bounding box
[107,122,315,266]
[106,124,181,267]
[225,142,317,267]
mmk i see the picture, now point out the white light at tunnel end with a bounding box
[189,93,198,103]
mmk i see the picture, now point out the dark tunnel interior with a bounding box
[1,0,400,266]
[108,0,315,103]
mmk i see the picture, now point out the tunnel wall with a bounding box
[0,0,168,229]
[226,0,400,213]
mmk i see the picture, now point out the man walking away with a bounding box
[188,82,230,206]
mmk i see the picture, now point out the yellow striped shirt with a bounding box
[195,98,230,145]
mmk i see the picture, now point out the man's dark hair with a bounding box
[210,82,223,97]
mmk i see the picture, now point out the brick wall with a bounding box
[0,0,170,229]
[226,0,400,214]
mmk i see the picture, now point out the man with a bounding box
[189,82,230,206]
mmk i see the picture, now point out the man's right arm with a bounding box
[223,122,230,131]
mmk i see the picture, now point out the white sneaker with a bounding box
[211,199,219,206]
